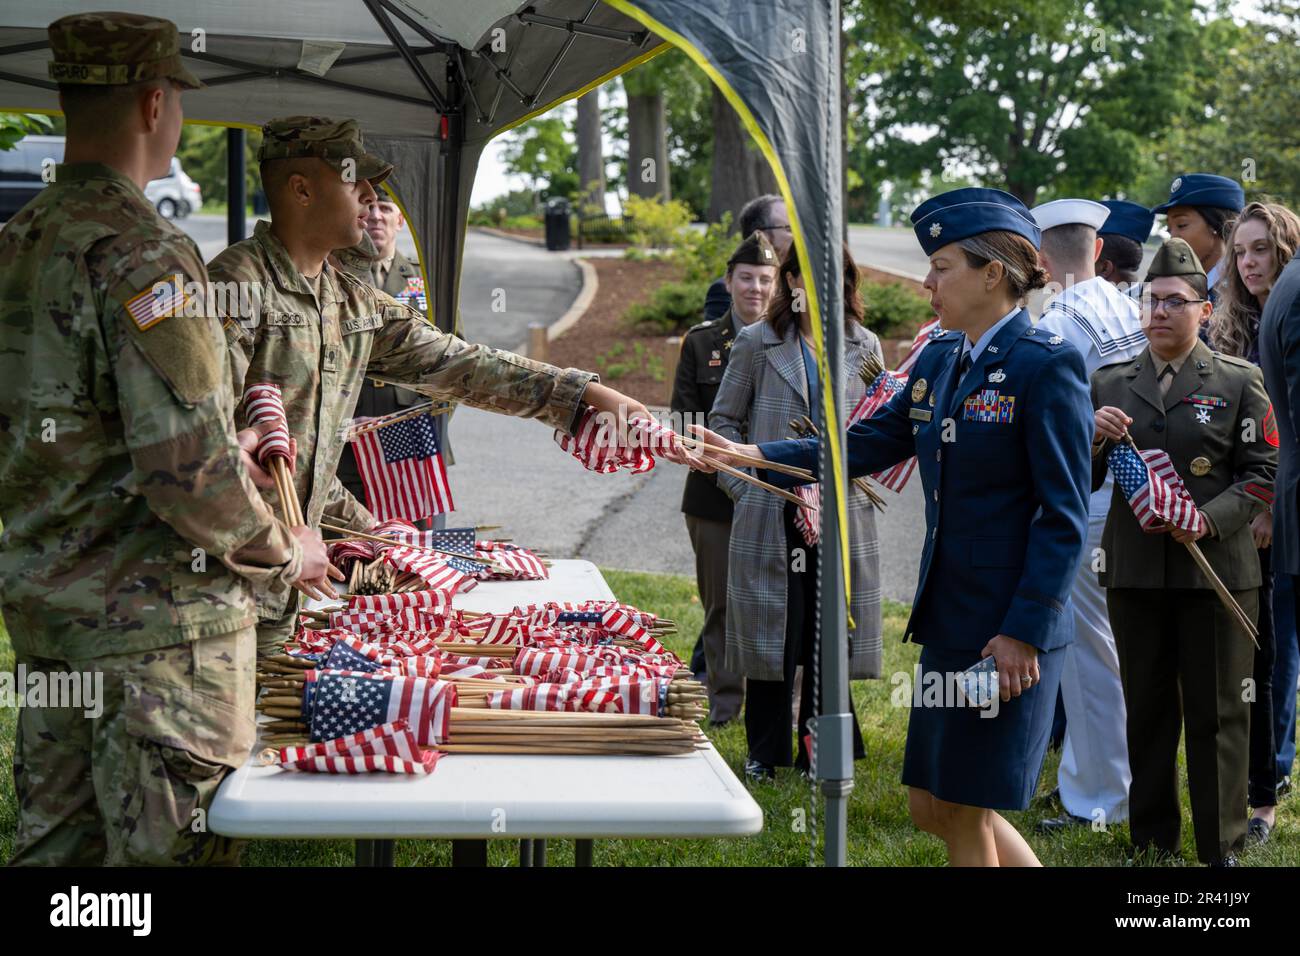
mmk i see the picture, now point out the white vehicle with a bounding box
[144,157,202,219]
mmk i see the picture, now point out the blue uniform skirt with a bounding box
[901,643,1065,811]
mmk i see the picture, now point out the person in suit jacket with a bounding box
[671,231,781,725]
[1208,202,1300,845]
[708,242,882,780]
[1093,238,1276,866]
[696,188,1094,865]
[333,199,429,506]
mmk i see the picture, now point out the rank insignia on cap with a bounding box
[1171,177,1183,193]
[989,369,1006,383]
[912,378,928,403]
[929,222,943,238]
[124,273,187,331]
[1190,456,1211,477]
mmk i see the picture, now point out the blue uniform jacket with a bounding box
[759,309,1092,652]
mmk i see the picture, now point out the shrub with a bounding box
[859,279,933,338]
[624,279,712,334]
[623,194,694,249]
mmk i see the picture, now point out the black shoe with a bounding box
[1247,817,1272,846]
[1037,812,1091,834]
[743,758,776,782]
[1209,854,1239,867]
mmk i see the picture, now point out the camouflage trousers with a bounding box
[256,592,301,659]
[10,627,256,866]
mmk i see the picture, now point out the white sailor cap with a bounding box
[1030,198,1110,232]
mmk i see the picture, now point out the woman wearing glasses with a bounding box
[1090,238,1276,866]
[1209,201,1300,846]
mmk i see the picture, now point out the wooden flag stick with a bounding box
[675,433,814,480]
[699,454,813,509]
[345,402,453,440]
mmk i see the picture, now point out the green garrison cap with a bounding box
[258,116,394,186]
[48,11,201,88]
[1144,237,1207,283]
[728,230,779,269]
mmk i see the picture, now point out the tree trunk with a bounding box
[626,92,669,201]
[575,89,606,214]
[708,85,778,228]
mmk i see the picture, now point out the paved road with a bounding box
[179,216,578,352]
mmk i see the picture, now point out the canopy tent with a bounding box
[0,0,854,864]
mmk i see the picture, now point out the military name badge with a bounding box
[1190,456,1212,477]
[911,377,928,403]
[962,388,1016,423]
[124,273,188,332]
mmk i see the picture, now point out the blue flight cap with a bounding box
[1151,173,1245,215]
[1098,200,1155,244]
[911,187,1041,256]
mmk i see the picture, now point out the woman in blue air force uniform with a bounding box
[691,189,1093,865]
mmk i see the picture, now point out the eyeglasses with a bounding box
[758,223,793,234]
[1141,295,1206,314]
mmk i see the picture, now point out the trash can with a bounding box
[544,197,571,251]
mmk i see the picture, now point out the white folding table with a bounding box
[208,560,763,865]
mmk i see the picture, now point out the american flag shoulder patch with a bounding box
[124,274,188,332]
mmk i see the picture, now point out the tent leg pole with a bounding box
[226,127,245,245]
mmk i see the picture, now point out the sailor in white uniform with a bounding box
[1030,198,1146,832]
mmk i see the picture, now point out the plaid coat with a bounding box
[709,319,883,681]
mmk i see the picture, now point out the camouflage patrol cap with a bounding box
[48,12,202,89]
[258,116,394,185]
[1144,237,1206,283]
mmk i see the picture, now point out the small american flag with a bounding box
[475,541,547,580]
[274,720,438,775]
[353,413,453,521]
[1108,442,1205,533]
[307,672,455,746]
[554,408,686,474]
[793,484,821,546]
[896,317,943,376]
[382,544,479,594]
[484,682,622,713]
[849,369,916,493]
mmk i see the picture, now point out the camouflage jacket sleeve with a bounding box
[95,238,303,587]
[321,474,375,532]
[364,292,596,434]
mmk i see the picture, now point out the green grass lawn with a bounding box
[2,567,1298,866]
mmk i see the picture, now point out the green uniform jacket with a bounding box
[671,312,738,521]
[1091,340,1277,590]
[210,221,596,621]
[0,164,301,659]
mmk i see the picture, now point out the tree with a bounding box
[707,85,778,228]
[0,113,53,151]
[1138,2,1300,207]
[499,109,578,202]
[175,124,262,210]
[575,89,606,214]
[856,0,1204,206]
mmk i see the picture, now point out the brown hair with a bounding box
[766,242,865,341]
[59,78,172,134]
[1210,201,1300,357]
[957,230,1050,300]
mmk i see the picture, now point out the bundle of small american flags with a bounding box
[1107,441,1205,534]
[554,407,689,474]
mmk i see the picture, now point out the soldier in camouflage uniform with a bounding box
[0,13,331,866]
[210,117,652,655]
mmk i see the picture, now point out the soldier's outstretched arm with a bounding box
[364,294,619,434]
[97,240,303,587]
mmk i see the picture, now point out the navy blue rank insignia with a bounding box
[962,389,1016,423]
